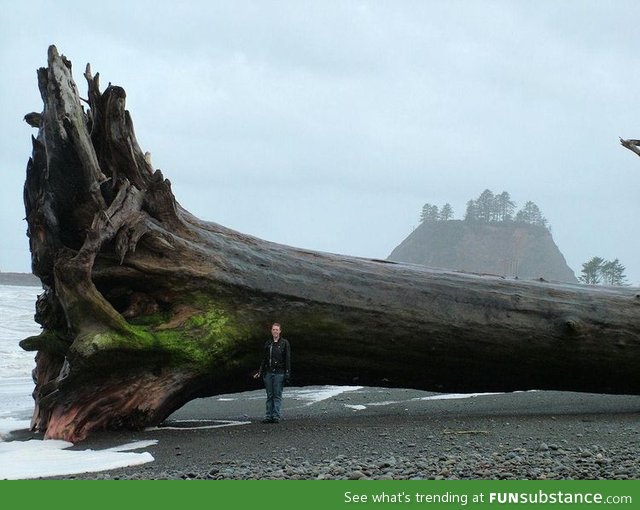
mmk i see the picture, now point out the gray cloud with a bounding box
[2,0,639,283]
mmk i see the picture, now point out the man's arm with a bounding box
[253,341,267,379]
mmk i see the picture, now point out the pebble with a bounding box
[81,440,640,480]
[42,406,640,482]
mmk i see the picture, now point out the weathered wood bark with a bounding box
[22,46,640,442]
[620,137,640,158]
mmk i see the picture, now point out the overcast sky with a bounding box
[1,0,639,284]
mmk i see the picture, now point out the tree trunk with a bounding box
[21,46,640,442]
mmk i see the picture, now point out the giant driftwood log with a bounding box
[22,46,640,442]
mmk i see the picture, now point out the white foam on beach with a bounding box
[0,439,156,480]
[344,404,367,411]
[146,419,251,431]
[367,400,403,406]
[366,392,507,407]
[288,386,363,406]
[103,440,158,452]
[418,392,505,401]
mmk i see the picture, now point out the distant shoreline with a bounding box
[0,272,41,287]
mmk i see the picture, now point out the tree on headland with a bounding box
[439,203,454,221]
[496,191,516,222]
[601,259,628,286]
[420,203,454,223]
[515,201,548,228]
[579,256,604,284]
[463,200,477,222]
[474,189,494,222]
[420,203,439,223]
[579,256,628,286]
[457,189,549,229]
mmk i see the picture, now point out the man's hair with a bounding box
[272,323,281,329]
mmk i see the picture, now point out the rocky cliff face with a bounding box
[388,220,577,283]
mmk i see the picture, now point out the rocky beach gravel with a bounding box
[23,387,639,480]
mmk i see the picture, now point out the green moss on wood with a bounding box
[20,331,70,355]
[68,296,255,373]
[128,311,172,326]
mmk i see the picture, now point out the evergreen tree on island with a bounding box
[580,256,628,286]
[433,189,550,230]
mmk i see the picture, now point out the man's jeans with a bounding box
[263,371,285,420]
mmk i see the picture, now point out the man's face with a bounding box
[271,325,281,338]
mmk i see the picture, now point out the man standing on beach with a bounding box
[254,323,291,423]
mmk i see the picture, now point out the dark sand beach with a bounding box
[17,387,640,480]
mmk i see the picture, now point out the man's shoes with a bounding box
[261,418,274,424]
[272,418,280,423]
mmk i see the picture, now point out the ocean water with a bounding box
[0,283,157,479]
[0,284,40,420]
